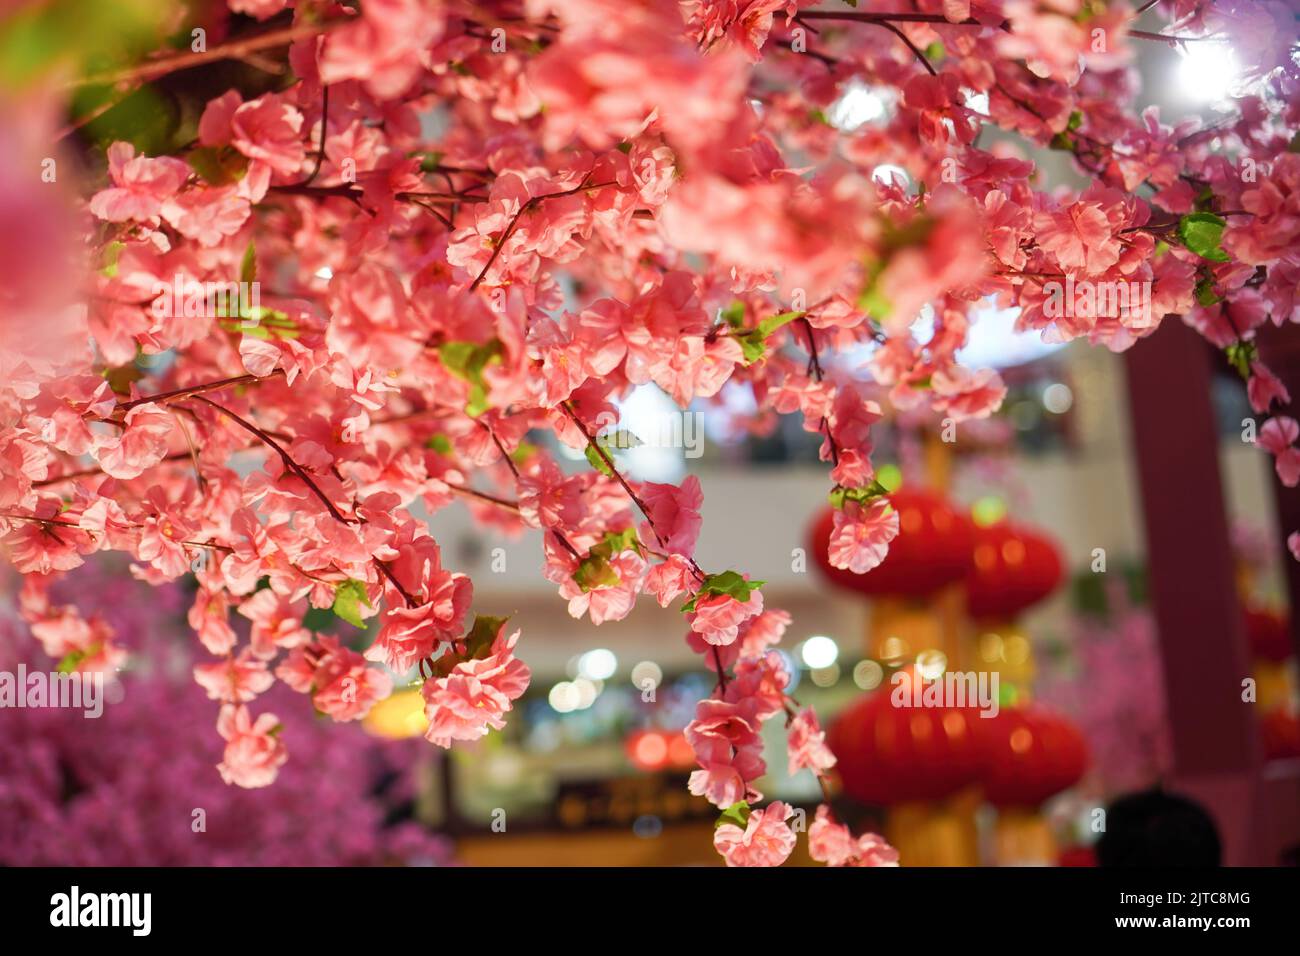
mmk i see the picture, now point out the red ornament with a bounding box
[827,677,985,804]
[1260,709,1300,761]
[809,488,975,598]
[964,522,1063,619]
[976,706,1087,807]
[1243,606,1293,663]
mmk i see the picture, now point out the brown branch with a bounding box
[66,19,346,90]
[469,176,619,291]
[191,395,354,526]
[117,371,277,413]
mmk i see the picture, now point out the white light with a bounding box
[963,89,989,116]
[958,299,1067,370]
[572,677,599,710]
[871,164,910,187]
[578,648,617,681]
[612,384,684,482]
[1176,42,1239,104]
[801,635,839,669]
[811,663,841,687]
[314,266,333,280]
[1042,382,1074,415]
[853,659,884,690]
[549,681,579,713]
[909,304,935,344]
[828,78,888,131]
[916,649,947,680]
[630,660,662,691]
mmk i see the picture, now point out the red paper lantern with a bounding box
[1244,607,1293,663]
[827,679,985,804]
[809,488,975,598]
[964,522,1063,619]
[1261,709,1300,761]
[976,706,1087,807]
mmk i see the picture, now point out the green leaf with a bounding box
[463,614,509,659]
[511,440,539,464]
[720,300,746,328]
[332,579,372,628]
[239,242,257,287]
[589,528,641,561]
[302,606,336,632]
[735,310,805,366]
[416,150,444,173]
[756,310,803,339]
[1225,341,1257,380]
[425,433,453,454]
[683,570,765,613]
[716,801,752,829]
[1049,131,1075,152]
[99,241,124,278]
[56,649,87,673]
[1177,212,1230,262]
[1066,110,1083,132]
[584,443,615,477]
[828,480,891,510]
[737,332,768,365]
[583,429,641,474]
[574,553,621,592]
[1194,275,1223,307]
[438,339,503,417]
[188,146,245,186]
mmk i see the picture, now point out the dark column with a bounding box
[1123,318,1280,864]
[1253,322,1300,660]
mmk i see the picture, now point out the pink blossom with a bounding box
[713,800,796,867]
[318,0,443,100]
[88,143,189,222]
[931,365,1007,421]
[1258,416,1300,487]
[638,475,703,556]
[1248,361,1291,414]
[96,404,173,480]
[828,498,899,574]
[808,805,899,867]
[276,636,393,721]
[237,590,312,660]
[421,624,531,747]
[229,94,305,179]
[228,0,289,20]
[194,650,274,704]
[216,705,288,789]
[786,708,836,776]
[161,186,250,246]
[687,586,763,646]
[644,554,696,607]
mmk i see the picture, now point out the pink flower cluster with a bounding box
[2,0,1297,866]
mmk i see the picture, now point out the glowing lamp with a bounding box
[362,688,428,740]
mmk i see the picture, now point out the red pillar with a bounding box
[1124,318,1298,865]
